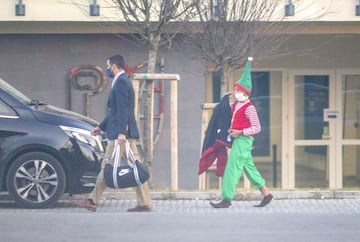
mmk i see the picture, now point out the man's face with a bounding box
[106,59,112,69]
[106,59,115,78]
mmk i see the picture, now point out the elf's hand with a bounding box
[228,129,242,138]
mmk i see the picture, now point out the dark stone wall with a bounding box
[0,34,205,189]
[2,33,360,189]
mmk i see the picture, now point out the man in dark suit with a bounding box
[74,55,152,212]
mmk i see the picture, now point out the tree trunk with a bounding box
[220,66,231,98]
[142,33,160,175]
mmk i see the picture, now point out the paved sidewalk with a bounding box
[2,189,360,202]
[2,196,360,215]
[2,189,360,242]
[93,198,360,214]
[1,199,359,242]
[1,189,360,215]
[81,188,360,201]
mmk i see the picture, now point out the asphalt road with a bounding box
[0,198,359,242]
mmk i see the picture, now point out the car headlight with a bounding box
[60,125,104,152]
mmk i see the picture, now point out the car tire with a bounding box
[6,152,66,209]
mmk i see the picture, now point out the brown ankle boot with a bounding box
[210,199,232,208]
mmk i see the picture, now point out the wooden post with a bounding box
[198,103,217,190]
[132,79,140,124]
[170,79,178,190]
[132,73,180,191]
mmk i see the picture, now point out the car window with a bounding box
[0,99,18,118]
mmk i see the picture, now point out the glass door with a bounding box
[338,72,360,188]
[286,71,338,189]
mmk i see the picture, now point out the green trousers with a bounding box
[221,135,265,200]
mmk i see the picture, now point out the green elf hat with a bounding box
[234,57,253,95]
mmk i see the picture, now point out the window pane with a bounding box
[0,99,17,116]
[295,146,328,188]
[343,145,360,187]
[295,75,329,141]
[342,75,360,139]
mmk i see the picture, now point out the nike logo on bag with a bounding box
[118,169,131,176]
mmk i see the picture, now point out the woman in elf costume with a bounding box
[210,57,273,208]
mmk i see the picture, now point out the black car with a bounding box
[0,78,103,208]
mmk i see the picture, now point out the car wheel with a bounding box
[7,152,66,209]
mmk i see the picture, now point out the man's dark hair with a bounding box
[108,55,125,69]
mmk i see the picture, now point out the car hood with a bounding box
[32,104,99,129]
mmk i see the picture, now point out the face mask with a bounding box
[235,92,248,102]
[106,67,114,78]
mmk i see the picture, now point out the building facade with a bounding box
[1,0,360,190]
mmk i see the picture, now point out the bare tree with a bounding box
[103,0,199,175]
[184,0,332,96]
[64,0,199,185]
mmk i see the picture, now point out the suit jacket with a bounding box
[99,73,140,140]
[198,94,232,176]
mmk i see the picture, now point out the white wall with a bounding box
[1,0,359,22]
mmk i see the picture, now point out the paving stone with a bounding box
[1,190,360,214]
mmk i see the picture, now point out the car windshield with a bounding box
[0,78,32,104]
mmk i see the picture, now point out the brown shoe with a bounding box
[210,199,232,208]
[72,198,97,212]
[127,205,152,212]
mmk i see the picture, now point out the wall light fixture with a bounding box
[90,0,100,16]
[15,0,25,16]
[285,0,295,16]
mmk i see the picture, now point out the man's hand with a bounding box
[91,127,101,136]
[228,129,242,138]
[117,134,126,144]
